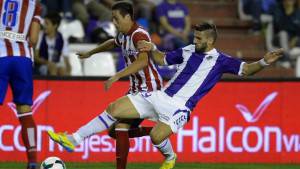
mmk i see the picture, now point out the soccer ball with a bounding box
[40,156,66,169]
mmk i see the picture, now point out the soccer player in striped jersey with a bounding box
[48,1,176,169]
[0,0,41,168]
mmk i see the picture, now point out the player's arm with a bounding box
[241,49,283,76]
[104,52,149,90]
[115,52,148,78]
[137,41,170,65]
[29,2,42,47]
[29,21,41,47]
[149,47,166,65]
[77,39,116,59]
[104,32,155,90]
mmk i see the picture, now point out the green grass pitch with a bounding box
[0,163,299,169]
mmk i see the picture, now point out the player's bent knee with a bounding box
[107,102,127,119]
[106,103,114,113]
[108,110,119,119]
[106,102,118,118]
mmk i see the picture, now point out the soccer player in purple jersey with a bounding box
[135,22,283,145]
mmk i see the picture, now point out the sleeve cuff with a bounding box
[163,55,169,65]
[238,62,246,76]
[33,16,42,24]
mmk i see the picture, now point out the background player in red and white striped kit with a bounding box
[50,1,176,169]
[0,0,41,168]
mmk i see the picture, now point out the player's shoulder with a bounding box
[182,44,195,52]
[131,26,150,42]
[132,27,150,37]
[218,51,234,59]
[216,51,240,64]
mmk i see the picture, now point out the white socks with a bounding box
[154,139,175,161]
[70,111,116,145]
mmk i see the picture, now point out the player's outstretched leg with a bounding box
[47,131,76,152]
[48,96,140,152]
[150,122,176,169]
[47,110,116,152]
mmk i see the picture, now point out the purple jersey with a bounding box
[163,45,244,110]
[156,1,189,31]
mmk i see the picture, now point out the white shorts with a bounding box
[127,93,158,121]
[127,91,191,133]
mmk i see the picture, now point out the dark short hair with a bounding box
[192,22,218,43]
[45,12,61,27]
[112,1,134,19]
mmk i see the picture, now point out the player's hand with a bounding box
[264,48,284,64]
[137,40,154,52]
[77,52,91,59]
[104,75,120,91]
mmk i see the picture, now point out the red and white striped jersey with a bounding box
[0,0,42,59]
[115,23,163,93]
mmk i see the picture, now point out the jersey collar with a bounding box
[204,48,218,56]
[126,22,139,35]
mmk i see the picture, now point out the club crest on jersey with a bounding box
[206,55,213,60]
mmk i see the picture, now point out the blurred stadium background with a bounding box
[1,0,300,168]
